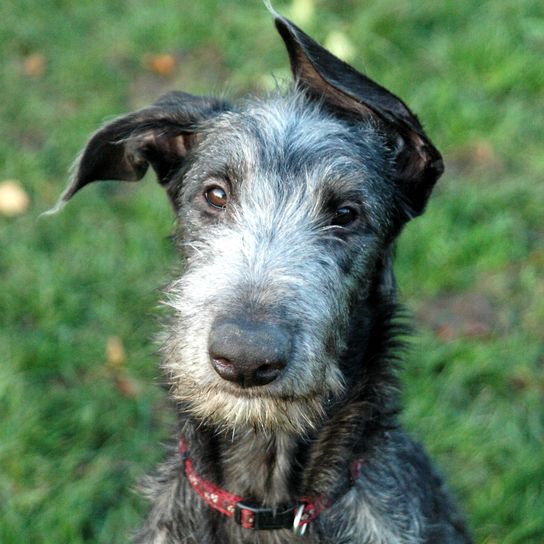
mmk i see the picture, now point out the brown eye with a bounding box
[205,186,228,210]
[331,206,357,226]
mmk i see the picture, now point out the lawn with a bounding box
[1,0,543,542]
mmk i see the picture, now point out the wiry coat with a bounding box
[58,13,472,544]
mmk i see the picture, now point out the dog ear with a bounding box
[57,92,228,210]
[275,16,444,218]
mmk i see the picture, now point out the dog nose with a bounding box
[208,318,291,387]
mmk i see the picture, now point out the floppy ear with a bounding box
[58,91,229,209]
[275,16,444,218]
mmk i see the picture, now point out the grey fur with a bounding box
[61,14,471,544]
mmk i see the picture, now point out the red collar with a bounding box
[179,437,363,534]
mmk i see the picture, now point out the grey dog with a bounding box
[56,11,472,544]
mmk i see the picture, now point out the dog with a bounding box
[56,11,472,544]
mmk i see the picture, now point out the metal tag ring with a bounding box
[293,504,308,536]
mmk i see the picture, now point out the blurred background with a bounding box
[1,0,543,542]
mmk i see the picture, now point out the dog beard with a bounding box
[167,375,344,435]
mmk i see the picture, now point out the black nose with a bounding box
[208,318,291,387]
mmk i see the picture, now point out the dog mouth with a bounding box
[201,373,342,403]
[182,383,332,434]
[168,365,345,433]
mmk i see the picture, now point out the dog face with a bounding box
[59,17,442,434]
[163,95,399,433]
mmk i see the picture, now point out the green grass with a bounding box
[1,0,543,542]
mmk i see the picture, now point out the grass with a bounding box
[1,0,543,542]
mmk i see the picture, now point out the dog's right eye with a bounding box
[331,206,358,227]
[204,186,228,210]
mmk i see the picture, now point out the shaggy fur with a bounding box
[58,13,472,544]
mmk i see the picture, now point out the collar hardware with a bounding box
[234,501,297,530]
[179,436,362,534]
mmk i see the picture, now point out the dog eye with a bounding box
[331,206,357,226]
[205,186,228,210]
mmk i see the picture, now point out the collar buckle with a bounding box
[234,501,296,530]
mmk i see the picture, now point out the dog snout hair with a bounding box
[208,317,291,387]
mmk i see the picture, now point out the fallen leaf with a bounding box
[144,53,176,77]
[0,180,30,217]
[131,46,228,108]
[23,53,47,77]
[106,336,126,368]
[114,375,139,398]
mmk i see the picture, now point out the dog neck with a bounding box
[219,429,299,504]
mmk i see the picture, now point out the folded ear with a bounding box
[58,91,229,209]
[275,16,444,218]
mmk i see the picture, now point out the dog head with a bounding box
[60,16,443,434]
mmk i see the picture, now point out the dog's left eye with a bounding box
[205,186,228,210]
[331,206,357,226]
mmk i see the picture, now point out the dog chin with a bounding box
[174,383,330,435]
